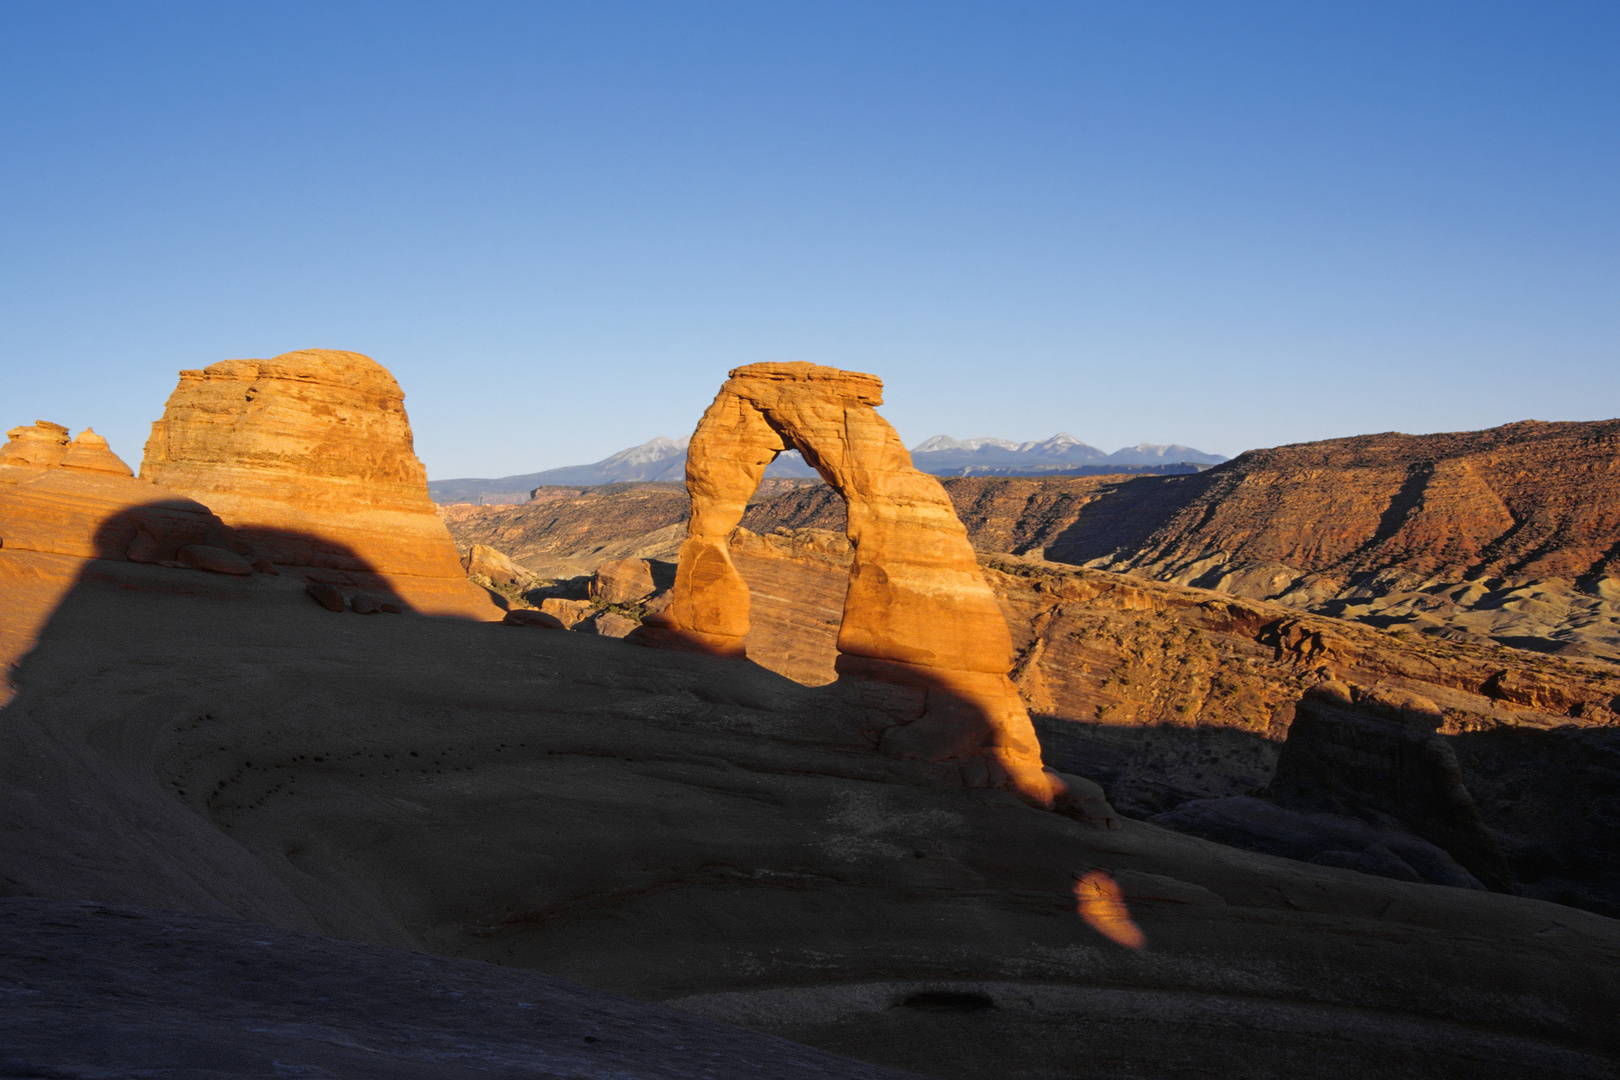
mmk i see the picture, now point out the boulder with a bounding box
[1048,771,1119,830]
[462,544,534,589]
[1263,682,1513,891]
[539,598,595,628]
[351,592,384,615]
[178,545,252,576]
[305,582,345,612]
[634,362,1054,804]
[581,611,640,638]
[503,608,566,629]
[141,350,501,621]
[589,557,656,605]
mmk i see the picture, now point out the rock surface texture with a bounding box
[141,350,499,619]
[0,422,245,702]
[0,898,918,1080]
[637,363,1055,803]
[1041,421,1620,659]
[590,557,657,605]
[1,565,1616,1078]
[585,522,1620,915]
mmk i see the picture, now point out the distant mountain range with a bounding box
[909,434,1226,476]
[428,434,1227,504]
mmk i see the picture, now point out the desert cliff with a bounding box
[142,349,500,619]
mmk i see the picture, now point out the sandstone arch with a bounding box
[638,362,1055,803]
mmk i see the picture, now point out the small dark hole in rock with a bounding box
[897,991,995,1012]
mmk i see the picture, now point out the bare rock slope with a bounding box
[2,563,1616,1078]
[0,421,247,703]
[1045,420,1620,658]
[0,897,916,1080]
[718,529,1620,914]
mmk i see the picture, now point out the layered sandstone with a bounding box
[0,424,244,702]
[726,462,1620,661]
[1039,421,1620,648]
[1,421,71,467]
[141,350,499,619]
[3,422,135,476]
[636,363,1054,803]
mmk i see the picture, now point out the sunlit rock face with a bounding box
[140,349,499,619]
[2,423,133,476]
[0,421,240,703]
[638,361,1054,803]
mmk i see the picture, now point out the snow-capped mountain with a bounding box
[1105,442,1225,465]
[428,437,816,504]
[428,432,1226,503]
[907,433,1225,476]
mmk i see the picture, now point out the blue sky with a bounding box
[3,2,1616,478]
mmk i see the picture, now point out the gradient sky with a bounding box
[3,2,1616,479]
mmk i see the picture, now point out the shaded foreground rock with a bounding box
[1150,797,1486,890]
[178,543,253,576]
[639,362,1054,803]
[0,425,248,702]
[142,349,500,620]
[655,530,1620,913]
[1263,682,1513,891]
[0,557,1617,1078]
[0,897,918,1080]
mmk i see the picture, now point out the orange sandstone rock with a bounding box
[0,426,244,702]
[1,422,71,467]
[141,350,500,620]
[637,362,1055,804]
[589,557,656,605]
[59,429,135,477]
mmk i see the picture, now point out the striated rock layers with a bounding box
[719,451,1620,660]
[1041,421,1620,651]
[0,422,237,564]
[674,529,1620,911]
[636,362,1054,803]
[0,423,245,702]
[141,350,498,619]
